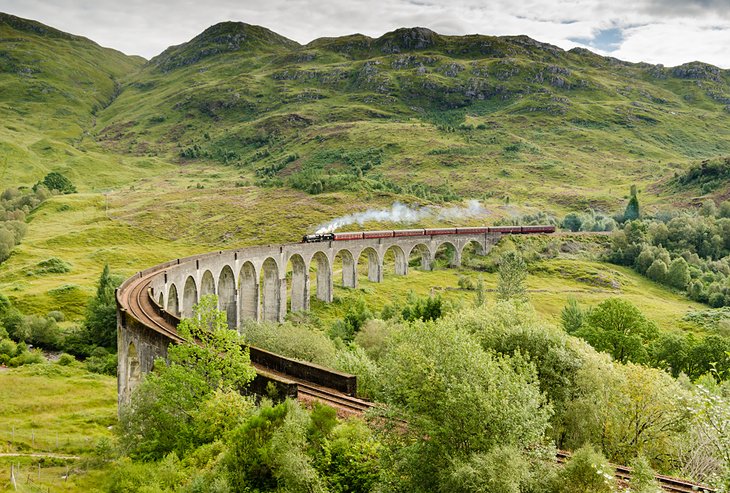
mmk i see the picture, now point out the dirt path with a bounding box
[0,453,80,460]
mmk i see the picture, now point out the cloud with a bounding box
[0,0,728,67]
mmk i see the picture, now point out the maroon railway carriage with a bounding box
[333,232,364,241]
[425,228,457,236]
[362,230,395,239]
[393,229,426,237]
[456,227,489,234]
[489,225,522,234]
[520,225,556,234]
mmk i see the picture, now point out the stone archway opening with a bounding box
[334,249,357,289]
[311,251,333,303]
[461,240,487,270]
[357,247,382,284]
[218,266,236,329]
[239,262,258,323]
[167,283,180,317]
[408,243,432,271]
[383,245,408,277]
[261,258,281,323]
[182,276,197,318]
[434,241,458,269]
[200,270,215,299]
[287,254,308,312]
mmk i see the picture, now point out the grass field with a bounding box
[0,363,116,492]
[309,255,707,335]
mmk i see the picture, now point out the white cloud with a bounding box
[0,0,728,67]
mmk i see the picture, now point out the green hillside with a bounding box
[0,13,169,190]
[94,24,730,211]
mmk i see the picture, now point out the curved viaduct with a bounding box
[116,231,502,407]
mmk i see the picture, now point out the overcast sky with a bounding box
[1,0,729,68]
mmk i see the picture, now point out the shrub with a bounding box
[556,445,614,493]
[241,321,337,366]
[445,445,531,493]
[497,251,528,301]
[646,259,668,283]
[86,351,117,375]
[37,171,76,194]
[354,319,395,361]
[8,349,44,367]
[35,257,71,274]
[458,275,476,290]
[46,310,65,322]
[0,338,16,357]
[333,345,381,400]
[57,353,76,366]
[561,297,584,334]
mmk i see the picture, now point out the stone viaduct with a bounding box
[117,231,502,406]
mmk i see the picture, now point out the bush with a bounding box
[333,345,381,400]
[0,338,16,357]
[37,171,76,194]
[646,259,668,283]
[57,353,76,366]
[556,445,614,493]
[46,310,65,322]
[85,348,117,375]
[561,297,584,334]
[241,321,337,366]
[446,445,531,493]
[8,349,44,367]
[35,257,71,274]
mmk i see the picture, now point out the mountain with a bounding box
[0,13,158,188]
[92,24,730,209]
[2,13,730,206]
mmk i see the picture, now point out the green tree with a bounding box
[37,171,76,194]
[557,445,614,493]
[474,276,486,307]
[646,259,668,283]
[577,298,658,363]
[562,213,583,232]
[496,251,528,301]
[624,187,640,221]
[84,264,121,349]
[379,318,550,490]
[119,295,255,458]
[666,257,691,289]
[560,297,584,334]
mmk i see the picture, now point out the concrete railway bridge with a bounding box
[117,230,501,406]
[149,231,497,328]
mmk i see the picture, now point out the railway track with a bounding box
[555,451,714,492]
[120,271,716,493]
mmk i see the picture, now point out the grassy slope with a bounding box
[0,364,116,492]
[308,238,707,335]
[0,13,173,190]
[96,26,730,211]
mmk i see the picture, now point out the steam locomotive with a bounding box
[302,225,555,243]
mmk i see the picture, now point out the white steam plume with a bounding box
[315,200,490,234]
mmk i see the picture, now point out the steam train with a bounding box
[301,225,555,243]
